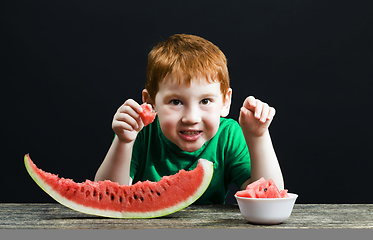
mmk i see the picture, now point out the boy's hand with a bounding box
[112,99,145,143]
[239,96,276,137]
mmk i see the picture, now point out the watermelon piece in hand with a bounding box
[139,103,157,126]
[236,177,289,198]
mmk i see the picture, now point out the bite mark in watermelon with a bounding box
[24,154,213,218]
[236,177,289,198]
[139,103,157,126]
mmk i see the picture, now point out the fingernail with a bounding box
[241,107,249,115]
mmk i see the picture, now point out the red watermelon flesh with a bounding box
[24,154,213,218]
[139,103,157,126]
[236,177,289,198]
[235,178,266,198]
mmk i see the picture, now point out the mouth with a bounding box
[179,130,203,141]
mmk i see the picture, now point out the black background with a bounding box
[3,0,373,204]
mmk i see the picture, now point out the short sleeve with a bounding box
[224,120,251,189]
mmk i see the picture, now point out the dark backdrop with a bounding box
[3,0,373,204]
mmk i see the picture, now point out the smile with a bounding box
[179,131,203,141]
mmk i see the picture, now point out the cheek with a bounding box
[158,113,178,131]
[203,114,221,132]
[161,118,174,129]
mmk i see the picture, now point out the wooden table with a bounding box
[0,203,372,229]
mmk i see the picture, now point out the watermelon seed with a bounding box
[119,196,123,202]
[264,188,267,192]
[99,193,102,200]
[111,194,114,201]
[140,197,144,201]
[156,192,161,196]
[134,194,138,200]
[93,190,97,197]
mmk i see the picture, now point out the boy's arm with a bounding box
[239,96,284,190]
[94,99,144,185]
[94,136,134,185]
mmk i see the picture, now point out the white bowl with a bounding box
[235,193,298,225]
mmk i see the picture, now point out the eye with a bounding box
[170,99,182,105]
[200,99,211,105]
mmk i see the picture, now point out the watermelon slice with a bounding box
[24,154,213,218]
[236,177,289,198]
[139,103,157,126]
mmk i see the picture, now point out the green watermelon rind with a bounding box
[24,154,213,218]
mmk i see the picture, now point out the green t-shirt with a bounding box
[130,117,251,204]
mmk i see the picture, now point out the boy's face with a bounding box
[144,75,232,152]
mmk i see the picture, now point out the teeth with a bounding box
[181,131,200,135]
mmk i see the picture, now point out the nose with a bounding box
[181,106,201,124]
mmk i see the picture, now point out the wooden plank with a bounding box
[0,204,372,229]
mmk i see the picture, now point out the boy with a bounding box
[95,34,283,204]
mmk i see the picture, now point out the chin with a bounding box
[179,144,204,153]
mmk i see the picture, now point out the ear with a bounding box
[142,89,154,106]
[220,88,232,117]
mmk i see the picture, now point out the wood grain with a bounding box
[1,204,372,229]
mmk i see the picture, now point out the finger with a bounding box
[122,99,143,114]
[116,106,137,118]
[259,102,270,123]
[114,113,140,131]
[116,100,146,129]
[268,106,276,120]
[260,106,276,127]
[118,109,141,128]
[254,99,263,120]
[242,96,257,110]
[239,106,253,124]
[113,119,135,133]
[118,100,145,124]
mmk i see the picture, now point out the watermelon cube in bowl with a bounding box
[234,178,298,224]
[235,193,298,225]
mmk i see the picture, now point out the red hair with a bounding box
[146,34,230,101]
